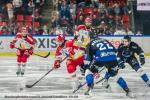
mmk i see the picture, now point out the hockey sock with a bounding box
[117,77,129,91]
[17,63,21,74]
[86,74,94,87]
[85,69,94,87]
[104,72,111,80]
[141,73,149,83]
[71,77,80,91]
[21,63,26,74]
[70,72,80,91]
[137,68,149,83]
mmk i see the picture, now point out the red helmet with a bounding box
[56,34,65,42]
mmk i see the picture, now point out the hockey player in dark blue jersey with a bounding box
[84,38,133,97]
[117,35,150,86]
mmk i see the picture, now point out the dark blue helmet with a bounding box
[123,35,131,41]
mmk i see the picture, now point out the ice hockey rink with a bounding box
[0,56,150,100]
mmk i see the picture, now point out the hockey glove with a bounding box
[117,57,125,69]
[118,61,125,69]
[139,53,145,65]
[54,60,60,69]
[28,47,33,55]
[10,42,15,49]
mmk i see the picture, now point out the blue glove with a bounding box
[139,53,145,65]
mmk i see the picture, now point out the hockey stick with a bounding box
[73,66,105,93]
[25,55,68,88]
[15,47,51,58]
[25,68,54,88]
[33,52,50,58]
[95,77,105,84]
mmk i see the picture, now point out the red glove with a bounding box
[28,47,33,55]
[54,60,60,69]
[10,42,15,49]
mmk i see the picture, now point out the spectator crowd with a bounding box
[0,0,143,35]
[0,0,44,35]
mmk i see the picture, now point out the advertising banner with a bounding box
[0,36,150,54]
[137,0,150,11]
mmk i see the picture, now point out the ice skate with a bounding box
[125,88,134,98]
[146,81,150,87]
[102,79,111,92]
[16,71,20,76]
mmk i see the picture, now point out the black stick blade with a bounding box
[43,52,50,58]
[25,84,33,88]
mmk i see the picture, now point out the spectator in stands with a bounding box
[122,2,130,15]
[126,28,134,35]
[98,1,105,10]
[108,15,115,28]
[42,24,49,35]
[55,27,63,35]
[60,0,71,19]
[27,0,35,15]
[0,25,9,35]
[92,14,100,27]
[76,15,84,25]
[92,0,99,8]
[22,0,29,15]
[57,0,62,11]
[114,26,126,35]
[107,2,114,15]
[13,0,23,15]
[85,0,92,7]
[70,1,76,19]
[136,30,143,35]
[34,8,42,22]
[52,0,59,10]
[113,2,121,15]
[93,7,99,18]
[6,2,14,23]
[34,0,41,8]
[33,27,40,35]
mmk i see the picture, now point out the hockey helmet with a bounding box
[122,35,131,46]
[123,35,131,41]
[56,34,65,43]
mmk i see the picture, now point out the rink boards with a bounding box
[0,36,150,56]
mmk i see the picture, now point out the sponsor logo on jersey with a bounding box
[101,52,116,57]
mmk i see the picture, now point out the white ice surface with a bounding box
[0,56,150,100]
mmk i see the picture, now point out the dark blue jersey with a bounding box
[117,41,144,62]
[86,38,117,62]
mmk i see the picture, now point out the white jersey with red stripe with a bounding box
[75,25,91,48]
[13,33,35,50]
